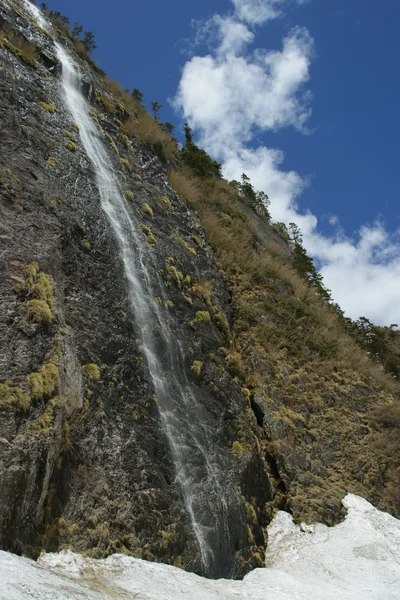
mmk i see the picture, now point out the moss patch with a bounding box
[40,101,56,113]
[82,363,101,382]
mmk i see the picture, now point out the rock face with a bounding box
[0,0,271,578]
[0,0,399,581]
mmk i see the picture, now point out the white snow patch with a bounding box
[1,494,399,599]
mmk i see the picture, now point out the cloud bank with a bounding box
[174,0,399,325]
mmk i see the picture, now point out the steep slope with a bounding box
[0,0,271,578]
[0,0,399,581]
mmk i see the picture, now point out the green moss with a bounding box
[47,157,57,167]
[143,203,153,217]
[27,299,53,324]
[82,363,101,382]
[164,300,174,310]
[124,190,134,201]
[40,101,56,113]
[71,123,80,133]
[141,224,156,246]
[134,173,142,181]
[0,382,30,411]
[191,361,203,376]
[63,130,75,140]
[65,140,77,152]
[196,311,211,323]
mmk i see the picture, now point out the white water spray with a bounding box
[23,0,50,31]
[54,42,236,576]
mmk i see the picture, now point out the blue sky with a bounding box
[40,0,400,324]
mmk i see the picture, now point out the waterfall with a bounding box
[54,42,238,578]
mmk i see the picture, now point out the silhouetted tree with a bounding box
[151,101,162,121]
[131,88,143,104]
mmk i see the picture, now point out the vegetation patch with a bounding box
[65,140,77,152]
[3,31,38,69]
[124,190,134,201]
[0,382,30,411]
[195,311,211,323]
[191,361,203,376]
[142,203,153,217]
[28,299,53,324]
[81,363,101,382]
[40,101,56,113]
[120,158,132,172]
[105,132,119,154]
[141,224,156,246]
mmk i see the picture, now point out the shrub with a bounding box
[0,382,30,411]
[120,158,132,171]
[124,190,134,201]
[27,299,53,324]
[166,264,183,288]
[65,140,77,152]
[141,224,156,246]
[82,363,101,381]
[24,261,39,284]
[193,280,212,306]
[160,195,172,209]
[196,311,211,323]
[3,32,38,69]
[33,272,54,311]
[28,372,43,399]
[40,363,59,396]
[143,203,153,217]
[191,361,203,376]
[105,132,119,154]
[119,133,129,149]
[40,101,56,113]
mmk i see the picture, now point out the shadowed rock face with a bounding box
[0,0,272,578]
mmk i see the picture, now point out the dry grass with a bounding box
[2,30,38,68]
[168,167,400,520]
[169,170,399,395]
[99,79,177,161]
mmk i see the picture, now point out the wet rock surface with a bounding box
[0,0,271,578]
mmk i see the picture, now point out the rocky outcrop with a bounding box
[0,0,399,582]
[0,0,271,578]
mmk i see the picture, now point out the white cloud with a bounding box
[306,225,400,324]
[175,26,313,157]
[174,1,400,325]
[231,0,308,25]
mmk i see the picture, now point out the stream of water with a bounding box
[53,40,236,577]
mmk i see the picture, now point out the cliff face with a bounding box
[0,0,399,581]
[0,0,273,578]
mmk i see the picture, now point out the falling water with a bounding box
[54,42,238,577]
